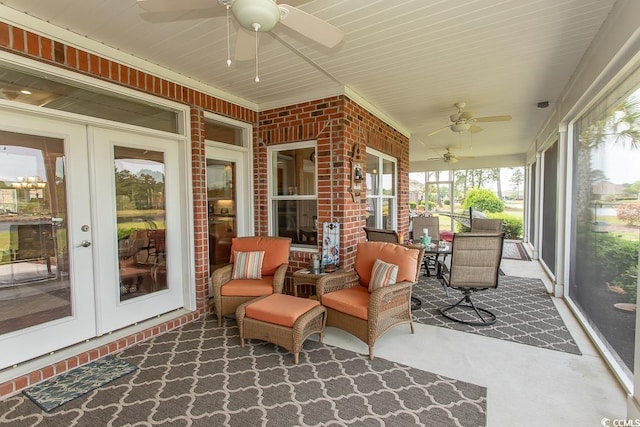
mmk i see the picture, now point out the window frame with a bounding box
[267,140,317,250]
[366,148,397,230]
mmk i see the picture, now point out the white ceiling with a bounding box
[0,0,617,169]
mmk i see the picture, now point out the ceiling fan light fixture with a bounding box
[232,0,280,32]
[451,122,471,133]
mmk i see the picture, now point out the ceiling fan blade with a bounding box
[278,4,344,48]
[427,125,451,136]
[136,0,217,13]
[458,111,475,120]
[474,115,512,122]
[234,26,257,61]
[469,124,483,133]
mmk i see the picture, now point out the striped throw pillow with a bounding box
[232,251,265,280]
[368,259,399,292]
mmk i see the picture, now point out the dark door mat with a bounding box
[23,355,138,412]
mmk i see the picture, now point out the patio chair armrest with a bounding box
[368,280,413,323]
[211,264,233,297]
[272,263,289,294]
[316,270,359,297]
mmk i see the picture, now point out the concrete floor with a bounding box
[321,258,628,427]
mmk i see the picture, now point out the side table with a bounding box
[292,268,341,298]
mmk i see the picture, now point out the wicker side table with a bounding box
[236,294,327,364]
[292,268,342,297]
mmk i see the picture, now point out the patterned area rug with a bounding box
[412,276,581,355]
[1,319,487,427]
[502,241,531,261]
[22,356,137,412]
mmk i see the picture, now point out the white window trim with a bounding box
[204,112,254,237]
[367,147,398,230]
[267,140,317,250]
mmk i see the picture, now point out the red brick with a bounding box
[78,50,89,72]
[29,370,42,384]
[89,54,100,75]
[66,46,77,68]
[100,58,109,78]
[78,352,89,365]
[0,23,9,47]
[26,31,39,56]
[41,365,55,379]
[13,376,28,391]
[0,381,14,397]
[11,27,24,51]
[41,37,53,60]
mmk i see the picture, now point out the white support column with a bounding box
[532,153,542,260]
[554,124,568,297]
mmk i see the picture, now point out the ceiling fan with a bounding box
[427,102,512,136]
[137,0,344,67]
[426,148,469,164]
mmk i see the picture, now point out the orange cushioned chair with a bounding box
[210,236,291,326]
[315,241,424,359]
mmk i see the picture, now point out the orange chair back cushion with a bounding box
[354,242,419,288]
[230,236,291,276]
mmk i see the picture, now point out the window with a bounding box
[568,63,640,387]
[0,62,180,133]
[365,149,397,230]
[268,142,317,248]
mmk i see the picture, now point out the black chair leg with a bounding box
[439,293,496,326]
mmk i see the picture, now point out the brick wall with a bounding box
[0,20,410,399]
[259,97,410,271]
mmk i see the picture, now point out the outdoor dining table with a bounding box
[407,240,452,309]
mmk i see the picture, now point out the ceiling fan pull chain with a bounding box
[253,22,260,83]
[225,4,231,67]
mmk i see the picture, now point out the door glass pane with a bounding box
[207,160,237,270]
[204,120,243,147]
[115,147,166,301]
[0,130,70,334]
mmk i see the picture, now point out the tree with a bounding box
[510,168,524,199]
[574,98,640,223]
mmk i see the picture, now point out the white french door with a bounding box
[91,128,184,333]
[0,109,188,369]
[0,110,96,369]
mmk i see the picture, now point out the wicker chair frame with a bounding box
[316,243,425,360]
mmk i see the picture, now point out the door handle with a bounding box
[77,240,92,248]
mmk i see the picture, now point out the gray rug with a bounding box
[412,276,581,355]
[1,318,487,426]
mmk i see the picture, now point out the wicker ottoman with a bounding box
[236,294,327,364]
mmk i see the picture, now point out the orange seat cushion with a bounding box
[354,242,419,288]
[221,277,274,297]
[322,286,370,320]
[230,237,291,276]
[245,294,321,327]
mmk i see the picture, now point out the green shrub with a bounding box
[462,188,504,213]
[593,233,640,303]
[486,212,523,239]
[409,201,417,209]
[612,263,638,304]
